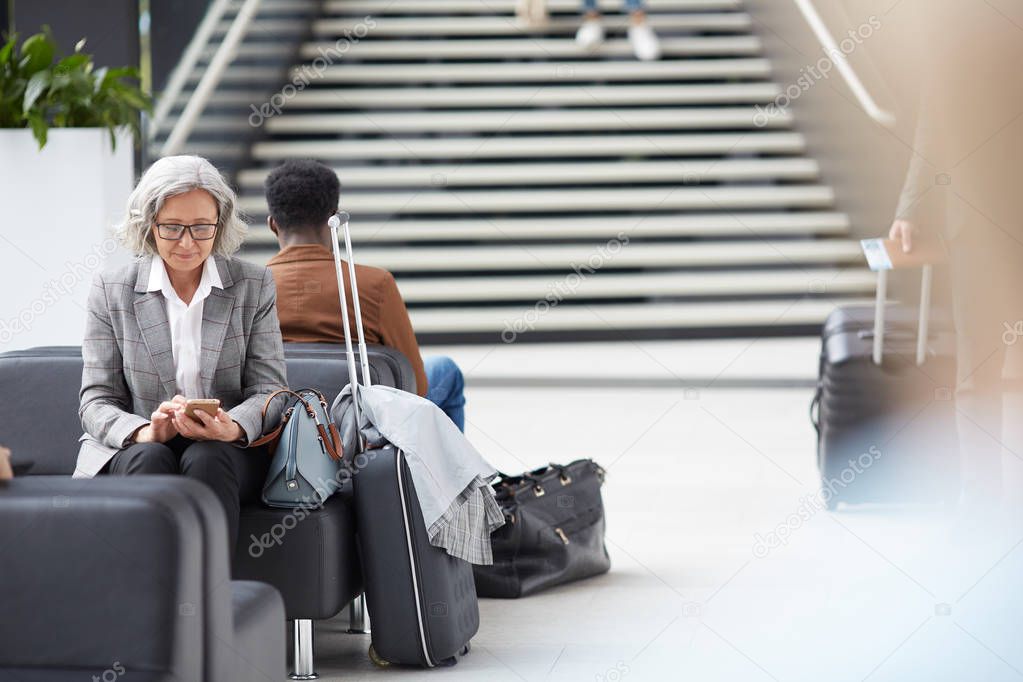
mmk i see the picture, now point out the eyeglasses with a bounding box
[155,223,218,241]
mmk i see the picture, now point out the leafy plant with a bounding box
[0,27,152,149]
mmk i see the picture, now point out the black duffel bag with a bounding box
[473,459,610,598]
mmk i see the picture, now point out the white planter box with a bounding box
[0,128,135,352]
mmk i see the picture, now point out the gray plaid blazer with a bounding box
[74,255,288,478]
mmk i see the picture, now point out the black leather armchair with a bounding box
[0,476,285,682]
[0,343,418,679]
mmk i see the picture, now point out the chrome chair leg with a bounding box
[347,593,370,634]
[289,619,318,680]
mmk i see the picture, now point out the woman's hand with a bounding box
[135,395,186,443]
[172,406,245,443]
[889,219,916,253]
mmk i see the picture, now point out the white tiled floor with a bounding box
[305,341,1023,681]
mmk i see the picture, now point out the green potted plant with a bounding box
[0,28,148,352]
[0,28,151,148]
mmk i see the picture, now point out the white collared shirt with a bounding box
[146,255,223,399]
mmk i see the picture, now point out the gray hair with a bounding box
[116,155,248,256]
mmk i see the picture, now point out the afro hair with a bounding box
[264,159,341,231]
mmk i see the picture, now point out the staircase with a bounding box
[162,0,874,343]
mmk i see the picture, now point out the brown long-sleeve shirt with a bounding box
[266,244,427,396]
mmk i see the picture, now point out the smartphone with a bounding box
[184,399,221,421]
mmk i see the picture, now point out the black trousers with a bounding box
[103,436,270,557]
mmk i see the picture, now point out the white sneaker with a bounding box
[576,19,605,51]
[628,22,661,61]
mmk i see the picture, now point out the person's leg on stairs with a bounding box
[577,0,605,49]
[626,0,660,60]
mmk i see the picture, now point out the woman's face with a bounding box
[153,189,219,275]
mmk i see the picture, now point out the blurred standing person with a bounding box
[887,1,1023,517]
[576,0,661,61]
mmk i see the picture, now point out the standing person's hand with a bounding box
[889,219,916,253]
[172,406,245,443]
[0,446,12,480]
[135,395,187,443]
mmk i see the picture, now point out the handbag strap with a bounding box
[303,388,344,463]
[250,388,343,462]
[249,388,302,448]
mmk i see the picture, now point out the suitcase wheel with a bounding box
[460,643,471,657]
[368,644,391,668]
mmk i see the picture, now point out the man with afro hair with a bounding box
[264,159,466,430]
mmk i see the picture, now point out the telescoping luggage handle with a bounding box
[329,210,375,637]
[871,265,933,367]
[328,210,373,453]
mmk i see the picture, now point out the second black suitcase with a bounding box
[812,266,960,508]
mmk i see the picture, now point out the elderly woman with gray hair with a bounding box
[75,154,287,550]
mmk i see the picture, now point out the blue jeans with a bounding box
[583,0,643,11]
[424,356,466,432]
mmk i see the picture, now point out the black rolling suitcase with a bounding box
[327,212,478,668]
[354,446,478,667]
[812,265,959,508]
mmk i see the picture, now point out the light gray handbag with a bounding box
[254,387,346,508]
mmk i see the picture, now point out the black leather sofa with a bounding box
[0,343,418,679]
[0,476,285,682]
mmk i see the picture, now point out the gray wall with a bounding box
[10,0,139,70]
[150,0,209,91]
[6,0,211,93]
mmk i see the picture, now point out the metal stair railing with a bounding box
[792,0,896,128]
[155,0,263,158]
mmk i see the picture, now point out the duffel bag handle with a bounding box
[494,461,604,498]
[492,470,548,497]
[548,463,573,486]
